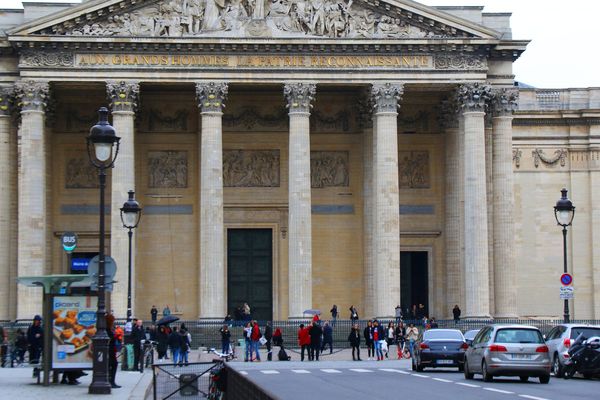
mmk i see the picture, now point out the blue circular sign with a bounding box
[560,273,573,286]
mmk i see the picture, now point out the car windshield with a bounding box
[570,327,600,339]
[423,330,463,340]
[464,330,479,339]
[495,328,544,344]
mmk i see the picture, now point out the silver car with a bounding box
[545,323,600,377]
[464,325,551,383]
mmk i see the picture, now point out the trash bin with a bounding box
[179,373,198,396]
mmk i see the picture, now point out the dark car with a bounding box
[464,329,480,346]
[412,328,468,371]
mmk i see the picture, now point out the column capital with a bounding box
[0,85,15,117]
[371,83,403,114]
[195,81,228,113]
[490,87,519,117]
[107,80,140,113]
[284,82,316,114]
[456,82,492,113]
[438,97,459,130]
[14,80,49,113]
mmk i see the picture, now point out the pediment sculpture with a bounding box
[63,0,444,38]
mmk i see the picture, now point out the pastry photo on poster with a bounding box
[52,295,97,369]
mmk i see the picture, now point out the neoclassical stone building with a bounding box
[0,0,598,321]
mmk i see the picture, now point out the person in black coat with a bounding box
[168,327,182,364]
[321,321,333,354]
[264,322,273,361]
[308,321,322,361]
[363,320,374,360]
[106,314,120,388]
[452,305,461,323]
[348,324,361,361]
[131,319,145,371]
[150,306,158,324]
[26,315,43,364]
[220,325,231,355]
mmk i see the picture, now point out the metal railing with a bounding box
[152,361,224,400]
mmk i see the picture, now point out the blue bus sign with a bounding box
[61,232,78,253]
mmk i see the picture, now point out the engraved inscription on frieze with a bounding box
[148,151,188,188]
[311,151,349,188]
[223,150,280,187]
[65,156,98,189]
[399,151,430,189]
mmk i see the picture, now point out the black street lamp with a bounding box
[554,188,575,324]
[87,107,120,395]
[120,190,142,330]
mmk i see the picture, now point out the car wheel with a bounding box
[416,362,424,372]
[482,361,493,382]
[539,375,550,384]
[458,364,464,372]
[552,354,564,377]
[519,376,529,382]
[464,360,474,380]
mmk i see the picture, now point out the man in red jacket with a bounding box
[297,324,311,361]
[250,321,262,362]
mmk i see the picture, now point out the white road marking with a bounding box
[379,368,410,374]
[321,369,342,373]
[291,369,311,374]
[483,388,514,394]
[412,373,429,378]
[349,369,373,373]
[456,382,480,388]
[432,378,453,383]
[239,371,248,375]
[260,370,280,374]
[519,396,550,400]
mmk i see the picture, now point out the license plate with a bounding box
[436,359,454,364]
[511,354,531,360]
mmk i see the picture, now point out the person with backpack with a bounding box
[348,323,362,361]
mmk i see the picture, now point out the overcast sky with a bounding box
[2,0,599,89]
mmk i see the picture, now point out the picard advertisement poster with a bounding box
[52,296,98,369]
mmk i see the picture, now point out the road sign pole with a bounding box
[562,226,570,323]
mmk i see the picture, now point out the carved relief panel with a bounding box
[398,151,430,189]
[148,151,188,188]
[65,155,99,189]
[223,150,280,187]
[310,151,349,188]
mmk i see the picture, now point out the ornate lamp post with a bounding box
[120,190,142,331]
[87,107,120,395]
[554,188,575,323]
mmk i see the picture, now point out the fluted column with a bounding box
[15,80,49,319]
[492,88,519,318]
[371,83,403,317]
[457,83,491,318]
[0,86,14,321]
[107,81,139,318]
[196,81,228,318]
[485,115,495,314]
[284,82,315,318]
[441,98,462,315]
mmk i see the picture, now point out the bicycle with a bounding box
[140,340,156,372]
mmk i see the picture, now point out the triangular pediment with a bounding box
[8,0,500,40]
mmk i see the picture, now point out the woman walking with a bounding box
[395,322,406,359]
[363,320,374,360]
[348,324,362,361]
[373,320,384,361]
[179,328,190,366]
[386,322,395,359]
[406,323,419,358]
[243,322,252,362]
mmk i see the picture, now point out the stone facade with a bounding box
[0,0,598,322]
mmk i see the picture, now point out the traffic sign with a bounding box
[87,256,117,292]
[61,232,78,253]
[560,286,574,300]
[560,273,573,286]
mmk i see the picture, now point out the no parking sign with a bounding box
[560,273,573,286]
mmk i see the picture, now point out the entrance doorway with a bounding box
[227,229,273,322]
[400,251,429,318]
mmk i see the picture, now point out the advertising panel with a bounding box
[52,296,97,369]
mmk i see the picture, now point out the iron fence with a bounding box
[152,361,224,400]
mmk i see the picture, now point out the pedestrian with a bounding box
[430,317,438,329]
[348,324,362,361]
[297,323,310,361]
[452,305,461,323]
[178,328,190,366]
[106,314,120,388]
[220,324,231,355]
[330,305,338,327]
[417,303,426,320]
[386,322,395,359]
[363,320,374,360]
[243,322,252,362]
[394,305,403,324]
[373,320,385,361]
[157,326,169,360]
[150,305,158,324]
[406,323,419,358]
[163,305,171,317]
[312,313,320,324]
[321,321,333,354]
[395,322,406,359]
[309,321,322,361]
[242,303,251,321]
[264,322,273,361]
[411,304,417,320]
[168,326,181,364]
[250,320,261,362]
[14,329,28,364]
[349,305,359,323]
[26,315,43,364]
[273,327,283,347]
[131,319,145,371]
[114,324,124,352]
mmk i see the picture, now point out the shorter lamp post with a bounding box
[87,107,120,395]
[120,190,142,331]
[554,188,575,324]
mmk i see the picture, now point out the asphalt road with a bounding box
[229,360,599,400]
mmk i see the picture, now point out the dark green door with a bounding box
[227,229,273,322]
[400,251,429,317]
